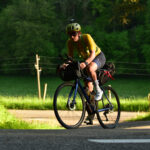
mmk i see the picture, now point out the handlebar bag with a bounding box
[57,62,81,81]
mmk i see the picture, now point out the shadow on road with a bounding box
[118,121,150,129]
[80,120,150,130]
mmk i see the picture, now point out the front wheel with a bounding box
[53,82,86,129]
[96,86,120,129]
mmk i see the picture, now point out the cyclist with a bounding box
[66,21,106,124]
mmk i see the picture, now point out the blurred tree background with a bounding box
[0,0,149,75]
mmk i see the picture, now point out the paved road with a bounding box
[0,110,149,150]
[0,126,150,150]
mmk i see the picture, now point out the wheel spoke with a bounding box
[53,83,85,129]
[96,86,120,129]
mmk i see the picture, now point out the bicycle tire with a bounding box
[53,82,86,129]
[96,86,120,129]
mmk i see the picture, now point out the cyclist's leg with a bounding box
[88,62,104,100]
[84,51,106,124]
[84,80,96,125]
[84,80,93,92]
[89,52,106,100]
[84,54,106,124]
[93,51,106,70]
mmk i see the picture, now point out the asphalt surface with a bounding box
[1,110,150,150]
[0,126,150,150]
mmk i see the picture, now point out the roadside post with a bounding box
[108,85,111,100]
[43,83,48,101]
[35,54,42,100]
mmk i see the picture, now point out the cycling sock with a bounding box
[94,80,102,93]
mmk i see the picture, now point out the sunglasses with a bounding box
[68,32,78,37]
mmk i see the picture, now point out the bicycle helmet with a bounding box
[66,23,81,34]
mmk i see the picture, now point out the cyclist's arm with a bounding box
[84,34,97,64]
[80,50,95,69]
[85,50,95,64]
[80,35,97,69]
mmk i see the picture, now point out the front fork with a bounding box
[67,80,79,110]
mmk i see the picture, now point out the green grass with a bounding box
[108,76,150,99]
[0,75,150,112]
[120,98,149,112]
[128,113,150,121]
[1,96,149,112]
[0,105,63,129]
[0,96,53,110]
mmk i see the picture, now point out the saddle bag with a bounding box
[98,62,115,85]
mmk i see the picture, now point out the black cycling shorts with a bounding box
[93,51,106,69]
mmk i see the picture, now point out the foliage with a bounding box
[0,0,57,74]
[0,0,149,75]
[141,0,150,72]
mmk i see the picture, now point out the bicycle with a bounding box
[54,57,120,129]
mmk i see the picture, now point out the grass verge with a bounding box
[0,96,149,112]
[0,105,63,129]
[128,113,150,122]
[0,96,53,110]
[0,75,150,112]
[120,98,149,112]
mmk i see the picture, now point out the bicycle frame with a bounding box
[67,78,113,113]
[67,79,90,108]
[98,86,114,112]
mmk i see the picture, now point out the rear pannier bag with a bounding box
[98,62,115,85]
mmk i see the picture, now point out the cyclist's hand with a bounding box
[60,63,69,69]
[80,62,86,70]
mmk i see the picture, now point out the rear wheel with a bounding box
[53,82,86,129]
[96,86,120,129]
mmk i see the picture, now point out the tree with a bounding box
[0,0,12,11]
[0,0,57,74]
[90,0,145,31]
[141,0,150,72]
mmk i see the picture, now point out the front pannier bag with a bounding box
[57,62,81,81]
